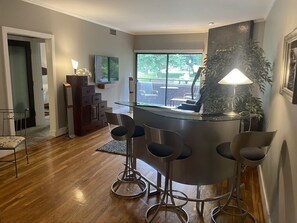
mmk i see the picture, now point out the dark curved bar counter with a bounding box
[116,102,241,186]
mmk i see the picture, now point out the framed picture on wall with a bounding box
[281,28,297,104]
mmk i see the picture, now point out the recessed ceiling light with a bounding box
[209,22,214,26]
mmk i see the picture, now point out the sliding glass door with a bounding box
[136,53,202,106]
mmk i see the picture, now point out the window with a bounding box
[136,53,203,106]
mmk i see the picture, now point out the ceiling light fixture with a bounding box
[209,22,214,26]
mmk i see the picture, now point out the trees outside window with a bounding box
[136,53,203,106]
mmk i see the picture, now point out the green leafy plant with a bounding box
[201,39,272,119]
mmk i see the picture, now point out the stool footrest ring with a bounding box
[211,205,256,223]
[111,170,147,199]
[145,203,189,223]
[145,189,189,223]
[170,189,189,208]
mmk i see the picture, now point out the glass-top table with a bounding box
[116,101,247,122]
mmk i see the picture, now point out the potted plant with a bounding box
[201,39,272,129]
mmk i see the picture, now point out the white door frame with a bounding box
[1,26,58,136]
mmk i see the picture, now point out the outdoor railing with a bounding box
[137,77,193,85]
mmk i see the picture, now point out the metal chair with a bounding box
[138,82,159,103]
[105,112,147,199]
[211,130,277,222]
[0,109,29,177]
[144,124,192,223]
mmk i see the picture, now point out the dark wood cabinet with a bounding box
[66,75,111,136]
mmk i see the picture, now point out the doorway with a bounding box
[2,26,58,138]
[8,39,36,128]
[40,43,50,120]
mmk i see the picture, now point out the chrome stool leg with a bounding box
[111,139,147,199]
[145,163,189,223]
[212,131,276,222]
[143,124,192,223]
[196,185,204,215]
[211,163,256,223]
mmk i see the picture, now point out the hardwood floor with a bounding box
[0,127,265,223]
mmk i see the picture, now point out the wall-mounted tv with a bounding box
[94,55,119,83]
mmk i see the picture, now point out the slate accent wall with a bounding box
[207,21,254,56]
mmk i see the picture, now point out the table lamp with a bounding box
[71,59,78,74]
[218,68,253,116]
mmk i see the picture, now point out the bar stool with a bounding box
[105,112,147,199]
[211,130,276,222]
[144,124,192,223]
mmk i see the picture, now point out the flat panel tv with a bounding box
[109,57,119,81]
[94,55,108,83]
[94,55,119,83]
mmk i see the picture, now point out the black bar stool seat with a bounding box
[211,131,277,222]
[144,124,192,223]
[105,112,147,199]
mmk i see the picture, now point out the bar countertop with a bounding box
[116,101,247,122]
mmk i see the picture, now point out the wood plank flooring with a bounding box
[0,127,265,223]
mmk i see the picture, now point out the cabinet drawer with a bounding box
[66,75,88,87]
[81,86,95,96]
[81,121,102,134]
[99,107,112,120]
[81,96,92,106]
[78,76,88,86]
[102,118,108,127]
[102,108,112,119]
[98,101,107,111]
[99,111,106,120]
[105,107,112,113]
[92,93,102,104]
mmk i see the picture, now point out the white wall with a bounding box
[261,0,297,222]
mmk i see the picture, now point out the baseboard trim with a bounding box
[51,127,68,137]
[258,165,272,223]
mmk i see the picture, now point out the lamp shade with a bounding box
[71,59,78,70]
[193,65,199,73]
[218,68,253,85]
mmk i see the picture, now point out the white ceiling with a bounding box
[22,0,275,35]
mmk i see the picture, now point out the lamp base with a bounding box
[224,111,238,116]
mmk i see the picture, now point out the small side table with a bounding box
[169,98,188,106]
